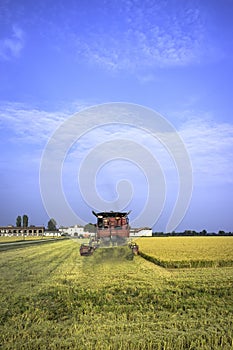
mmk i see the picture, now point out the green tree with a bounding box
[16,215,21,227]
[84,223,96,233]
[48,218,57,231]
[23,214,29,227]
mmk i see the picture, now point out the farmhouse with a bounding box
[59,225,92,237]
[0,226,45,236]
[44,230,61,237]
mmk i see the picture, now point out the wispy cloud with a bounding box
[0,101,93,144]
[71,1,205,72]
[65,116,233,186]
[1,102,232,186]
[179,117,233,184]
[0,102,67,144]
[0,25,25,60]
[0,1,216,72]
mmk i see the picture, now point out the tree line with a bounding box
[152,230,233,236]
[15,215,57,231]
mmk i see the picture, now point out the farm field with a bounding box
[137,236,233,268]
[0,236,60,243]
[0,238,232,349]
[0,236,67,252]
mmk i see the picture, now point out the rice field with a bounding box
[0,238,232,349]
[0,236,59,243]
[137,236,233,268]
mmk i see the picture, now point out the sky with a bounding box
[0,0,233,232]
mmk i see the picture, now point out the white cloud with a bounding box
[59,112,233,188]
[0,102,67,144]
[1,102,232,186]
[179,117,233,184]
[71,1,205,72]
[0,25,25,60]
[0,101,92,144]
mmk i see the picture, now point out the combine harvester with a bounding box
[79,211,139,256]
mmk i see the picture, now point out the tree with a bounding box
[16,215,21,227]
[84,223,96,233]
[48,218,57,231]
[23,214,28,227]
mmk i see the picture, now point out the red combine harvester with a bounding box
[92,210,131,246]
[79,210,139,256]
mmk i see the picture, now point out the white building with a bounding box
[59,225,86,237]
[44,230,61,237]
[130,227,152,237]
[0,226,45,236]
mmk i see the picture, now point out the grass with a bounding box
[137,236,233,268]
[0,239,232,349]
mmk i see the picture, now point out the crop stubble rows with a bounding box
[0,238,232,349]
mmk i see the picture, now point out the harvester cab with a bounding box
[92,210,131,246]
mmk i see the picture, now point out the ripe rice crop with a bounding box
[0,239,232,349]
[0,236,60,243]
[137,236,233,268]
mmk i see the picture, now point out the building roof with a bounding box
[0,226,45,229]
[92,210,130,218]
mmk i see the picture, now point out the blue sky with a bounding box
[0,0,233,232]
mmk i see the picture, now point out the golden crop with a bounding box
[0,239,232,349]
[137,236,233,268]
